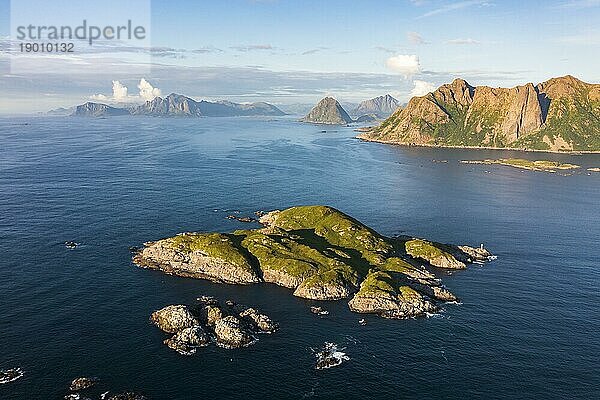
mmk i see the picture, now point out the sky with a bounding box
[0,0,599,113]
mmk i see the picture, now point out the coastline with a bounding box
[356,135,600,155]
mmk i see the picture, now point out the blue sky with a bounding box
[1,0,599,113]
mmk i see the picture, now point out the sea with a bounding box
[1,115,599,399]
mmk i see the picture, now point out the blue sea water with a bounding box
[0,116,599,399]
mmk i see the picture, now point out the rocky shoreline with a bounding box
[357,136,600,154]
[150,296,278,354]
[133,205,494,319]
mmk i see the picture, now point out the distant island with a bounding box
[70,93,286,117]
[359,75,600,152]
[301,95,399,125]
[461,158,581,173]
[133,205,493,319]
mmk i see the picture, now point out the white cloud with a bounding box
[446,38,481,45]
[138,78,162,101]
[91,78,161,103]
[410,80,436,97]
[417,0,492,19]
[407,31,427,45]
[385,54,421,77]
[230,44,274,52]
[112,80,129,100]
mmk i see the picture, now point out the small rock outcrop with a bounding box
[0,367,24,384]
[105,393,147,400]
[164,325,210,355]
[300,97,354,125]
[405,239,466,269]
[214,316,255,348]
[150,296,277,354]
[70,377,98,391]
[150,305,199,334]
[314,342,350,370]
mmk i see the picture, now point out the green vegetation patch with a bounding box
[355,270,397,296]
[463,158,581,172]
[165,232,253,269]
[265,205,394,265]
[405,239,446,260]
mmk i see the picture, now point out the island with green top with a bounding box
[460,158,581,172]
[133,206,493,319]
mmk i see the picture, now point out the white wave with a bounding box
[314,342,350,370]
[0,367,24,384]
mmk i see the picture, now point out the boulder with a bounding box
[214,316,255,348]
[70,377,98,391]
[238,307,279,333]
[150,305,198,333]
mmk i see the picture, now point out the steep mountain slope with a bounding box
[300,97,354,124]
[132,93,203,116]
[360,76,600,151]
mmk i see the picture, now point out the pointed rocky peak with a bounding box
[301,97,353,125]
[433,78,474,106]
[537,75,589,98]
[450,78,471,88]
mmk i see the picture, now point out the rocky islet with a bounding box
[150,296,278,354]
[133,205,494,320]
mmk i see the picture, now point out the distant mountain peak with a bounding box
[300,97,353,125]
[353,94,400,117]
[73,102,129,117]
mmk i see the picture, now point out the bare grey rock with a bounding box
[150,305,198,334]
[164,325,210,355]
[214,316,256,348]
[70,377,98,391]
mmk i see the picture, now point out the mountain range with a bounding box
[72,94,286,117]
[359,75,600,152]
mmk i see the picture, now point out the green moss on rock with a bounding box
[166,232,253,269]
[405,239,466,269]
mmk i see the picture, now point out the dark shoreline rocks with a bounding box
[314,342,350,370]
[134,205,495,319]
[70,377,98,391]
[150,296,278,354]
[63,376,146,400]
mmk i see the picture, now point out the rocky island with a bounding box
[150,296,278,354]
[300,97,354,125]
[133,206,493,319]
[461,158,581,173]
[359,75,600,152]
